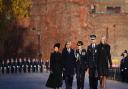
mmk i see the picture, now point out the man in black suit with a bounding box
[87,35,98,89]
[62,41,76,89]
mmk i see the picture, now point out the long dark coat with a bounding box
[87,44,98,68]
[62,48,76,76]
[87,44,99,89]
[75,49,87,89]
[75,49,88,75]
[46,51,63,88]
[97,43,112,76]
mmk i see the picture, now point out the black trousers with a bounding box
[89,68,98,89]
[65,75,73,89]
[76,70,85,89]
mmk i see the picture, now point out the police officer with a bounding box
[32,58,36,72]
[120,50,128,82]
[45,60,50,72]
[18,58,22,73]
[120,52,125,81]
[6,59,10,74]
[0,60,2,74]
[62,41,76,89]
[23,58,27,73]
[39,59,44,73]
[75,41,88,89]
[27,58,31,73]
[87,35,98,89]
[14,58,18,73]
[35,59,39,72]
[1,60,5,74]
[10,58,15,73]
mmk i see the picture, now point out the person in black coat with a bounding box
[120,50,128,82]
[10,58,15,73]
[97,36,112,89]
[6,59,10,74]
[18,58,22,73]
[45,60,50,72]
[46,43,63,89]
[75,41,88,89]
[39,59,44,73]
[1,60,5,74]
[87,35,98,89]
[62,41,76,89]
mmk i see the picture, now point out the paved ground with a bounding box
[0,72,128,89]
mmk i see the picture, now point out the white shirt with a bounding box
[92,44,96,48]
[67,48,71,53]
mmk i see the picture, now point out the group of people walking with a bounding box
[46,34,112,89]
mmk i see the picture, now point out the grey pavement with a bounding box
[0,72,128,89]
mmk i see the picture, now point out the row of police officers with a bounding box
[120,50,128,82]
[0,58,50,74]
[46,34,112,89]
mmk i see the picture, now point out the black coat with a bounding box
[87,44,98,69]
[87,44,98,78]
[62,48,76,76]
[46,51,63,88]
[97,43,112,76]
[75,49,88,72]
[120,56,128,72]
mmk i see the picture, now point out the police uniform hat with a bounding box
[54,43,60,48]
[90,34,96,40]
[77,41,83,46]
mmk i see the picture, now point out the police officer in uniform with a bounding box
[10,58,15,73]
[32,58,36,72]
[45,60,50,72]
[18,58,22,73]
[39,59,44,73]
[14,58,18,73]
[120,50,128,82]
[87,35,98,89]
[1,60,5,74]
[0,60,2,74]
[75,41,88,89]
[23,58,27,73]
[27,58,31,73]
[6,59,10,74]
[35,59,39,72]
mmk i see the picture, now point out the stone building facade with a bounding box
[29,0,128,59]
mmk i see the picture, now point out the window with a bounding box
[107,6,121,14]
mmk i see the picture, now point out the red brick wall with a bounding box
[29,0,128,59]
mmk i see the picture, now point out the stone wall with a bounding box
[29,0,128,59]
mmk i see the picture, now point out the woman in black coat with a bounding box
[46,43,63,89]
[97,36,112,89]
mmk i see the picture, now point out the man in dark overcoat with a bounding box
[87,35,98,89]
[62,41,76,89]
